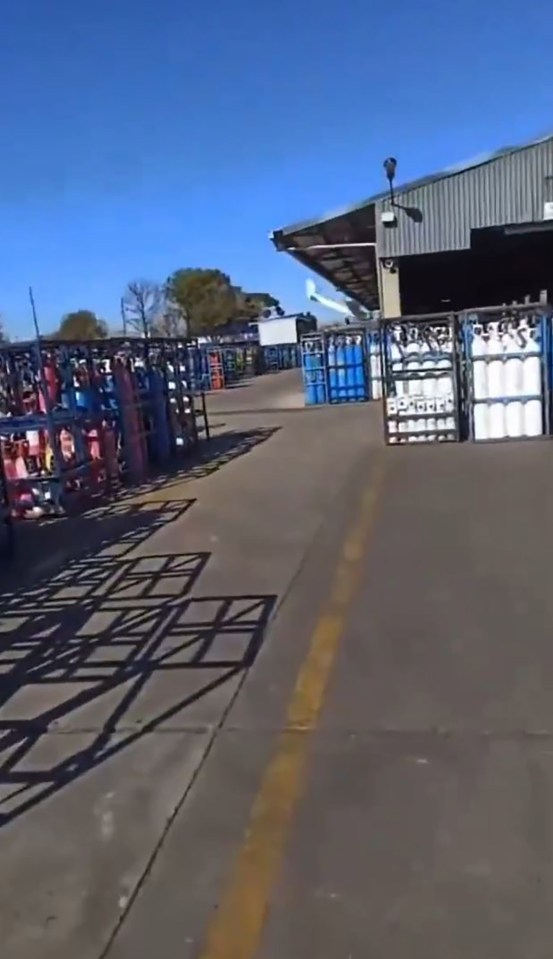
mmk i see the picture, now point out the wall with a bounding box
[258,317,299,346]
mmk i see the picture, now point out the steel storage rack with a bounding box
[262,346,280,374]
[0,335,211,522]
[381,312,462,445]
[300,329,371,406]
[301,334,327,405]
[461,304,551,442]
[325,329,369,403]
[260,344,300,372]
[0,340,106,515]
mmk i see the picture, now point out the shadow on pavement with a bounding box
[0,496,277,828]
[115,425,280,498]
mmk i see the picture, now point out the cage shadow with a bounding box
[113,426,280,498]
[0,548,277,827]
[1,499,196,592]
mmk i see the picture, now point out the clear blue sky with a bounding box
[1,0,553,337]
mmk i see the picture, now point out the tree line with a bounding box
[50,268,314,341]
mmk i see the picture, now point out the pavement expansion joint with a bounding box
[35,724,215,735]
[267,726,553,741]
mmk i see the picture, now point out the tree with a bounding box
[0,315,9,343]
[165,268,238,335]
[122,280,163,338]
[55,310,108,340]
[151,304,188,338]
[165,268,284,335]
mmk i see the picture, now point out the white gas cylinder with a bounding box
[505,400,523,438]
[474,403,489,441]
[472,325,488,400]
[390,336,405,397]
[524,398,542,437]
[420,339,434,398]
[521,322,541,398]
[486,322,503,399]
[502,325,521,399]
[488,400,505,439]
[406,333,420,398]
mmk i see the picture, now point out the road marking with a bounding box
[199,456,386,959]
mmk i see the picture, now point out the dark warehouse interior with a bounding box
[399,224,553,314]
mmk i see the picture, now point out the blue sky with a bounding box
[1,0,553,337]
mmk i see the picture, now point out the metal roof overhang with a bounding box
[270,201,380,310]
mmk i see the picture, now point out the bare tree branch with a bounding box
[122,280,164,338]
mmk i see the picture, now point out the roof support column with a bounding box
[378,258,401,318]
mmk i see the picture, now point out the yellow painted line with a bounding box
[199,456,386,959]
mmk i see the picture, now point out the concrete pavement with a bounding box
[3,371,553,958]
[0,371,380,959]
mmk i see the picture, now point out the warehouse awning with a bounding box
[270,199,380,310]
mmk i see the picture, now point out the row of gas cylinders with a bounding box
[302,332,383,405]
[383,316,546,443]
[470,319,543,440]
[388,328,454,398]
[385,325,456,443]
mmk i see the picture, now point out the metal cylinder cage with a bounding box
[0,337,210,546]
[300,304,553,447]
[0,336,304,560]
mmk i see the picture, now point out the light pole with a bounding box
[383,157,397,206]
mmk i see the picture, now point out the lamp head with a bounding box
[383,157,397,183]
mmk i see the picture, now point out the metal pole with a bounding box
[120,297,127,336]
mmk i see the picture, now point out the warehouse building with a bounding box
[271,133,553,317]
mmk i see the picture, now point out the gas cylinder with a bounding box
[472,324,488,400]
[26,430,41,457]
[373,337,382,400]
[486,322,503,399]
[488,400,505,439]
[397,397,408,438]
[406,329,420,398]
[524,399,543,437]
[521,320,541,398]
[505,400,523,438]
[406,397,417,440]
[504,323,523,398]
[473,403,488,441]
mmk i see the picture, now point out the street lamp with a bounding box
[383,156,397,205]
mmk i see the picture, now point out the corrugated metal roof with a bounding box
[271,203,380,310]
[270,131,553,305]
[273,131,553,239]
[376,135,553,256]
